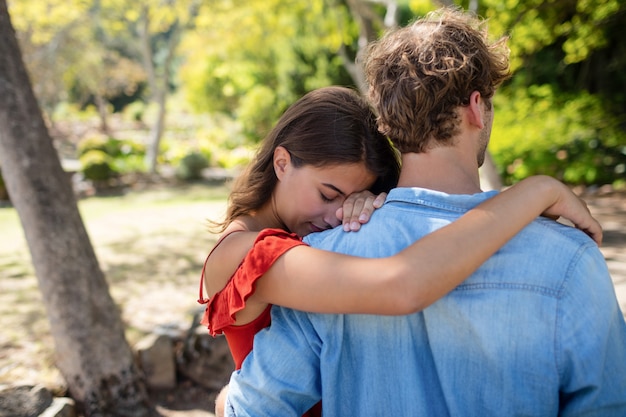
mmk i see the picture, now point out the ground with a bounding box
[0,181,624,417]
[0,181,226,416]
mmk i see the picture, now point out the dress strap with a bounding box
[198,229,245,304]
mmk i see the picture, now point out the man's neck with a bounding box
[397,150,483,194]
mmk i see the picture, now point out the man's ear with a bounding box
[273,146,291,180]
[467,91,485,129]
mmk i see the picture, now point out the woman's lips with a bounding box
[309,223,325,233]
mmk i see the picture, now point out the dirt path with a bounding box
[585,188,626,314]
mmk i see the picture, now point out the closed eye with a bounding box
[320,182,345,203]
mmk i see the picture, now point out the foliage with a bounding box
[76,135,109,157]
[159,119,253,174]
[478,0,626,114]
[8,0,626,186]
[79,150,117,181]
[78,135,147,177]
[10,0,147,113]
[490,85,626,186]
[175,151,209,181]
[123,101,147,122]
[214,146,254,170]
[178,0,355,141]
[78,135,144,157]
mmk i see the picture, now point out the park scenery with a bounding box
[1,1,625,416]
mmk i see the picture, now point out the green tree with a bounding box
[96,0,202,173]
[473,0,626,185]
[474,0,626,112]
[179,0,356,141]
[9,0,92,114]
[10,0,147,132]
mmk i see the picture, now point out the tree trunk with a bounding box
[344,0,384,95]
[139,8,180,175]
[0,3,150,416]
[95,93,110,134]
[145,88,167,174]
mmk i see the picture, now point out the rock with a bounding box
[135,333,177,390]
[177,326,234,391]
[0,385,52,417]
[39,397,76,417]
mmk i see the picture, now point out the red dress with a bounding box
[198,228,322,417]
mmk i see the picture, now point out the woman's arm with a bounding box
[253,175,602,315]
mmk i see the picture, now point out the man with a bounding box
[225,8,626,416]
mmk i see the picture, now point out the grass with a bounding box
[0,182,230,387]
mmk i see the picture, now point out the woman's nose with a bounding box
[323,206,342,228]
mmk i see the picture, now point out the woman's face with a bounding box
[273,149,376,237]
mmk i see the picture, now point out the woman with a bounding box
[199,86,601,417]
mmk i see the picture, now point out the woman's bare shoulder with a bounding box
[204,222,260,296]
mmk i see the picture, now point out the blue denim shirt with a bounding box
[226,187,626,417]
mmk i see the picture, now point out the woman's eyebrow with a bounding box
[321,183,346,196]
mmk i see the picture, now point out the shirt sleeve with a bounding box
[225,305,322,417]
[202,228,305,336]
[557,242,626,415]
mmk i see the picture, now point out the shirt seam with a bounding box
[554,241,594,382]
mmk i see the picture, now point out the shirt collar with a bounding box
[385,187,499,213]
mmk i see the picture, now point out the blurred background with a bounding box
[1,0,625,414]
[2,0,625,189]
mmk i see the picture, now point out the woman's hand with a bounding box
[336,191,387,232]
[540,181,603,245]
[543,193,602,246]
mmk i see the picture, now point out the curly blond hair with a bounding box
[362,7,511,153]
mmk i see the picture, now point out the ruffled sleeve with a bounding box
[201,228,306,336]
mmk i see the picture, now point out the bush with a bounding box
[77,136,146,177]
[176,151,209,181]
[79,150,117,181]
[112,154,147,174]
[78,136,146,159]
[123,101,146,123]
[215,146,253,169]
[77,135,109,156]
[490,85,626,186]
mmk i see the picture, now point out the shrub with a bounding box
[123,101,146,123]
[176,151,209,181]
[115,139,146,158]
[112,154,147,174]
[77,135,109,157]
[77,136,146,177]
[79,150,117,181]
[215,146,253,169]
[78,136,146,159]
[490,85,626,186]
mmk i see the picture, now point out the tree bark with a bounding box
[139,7,181,174]
[344,0,385,95]
[0,2,150,415]
[95,94,110,134]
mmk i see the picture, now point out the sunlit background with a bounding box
[1,0,625,408]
